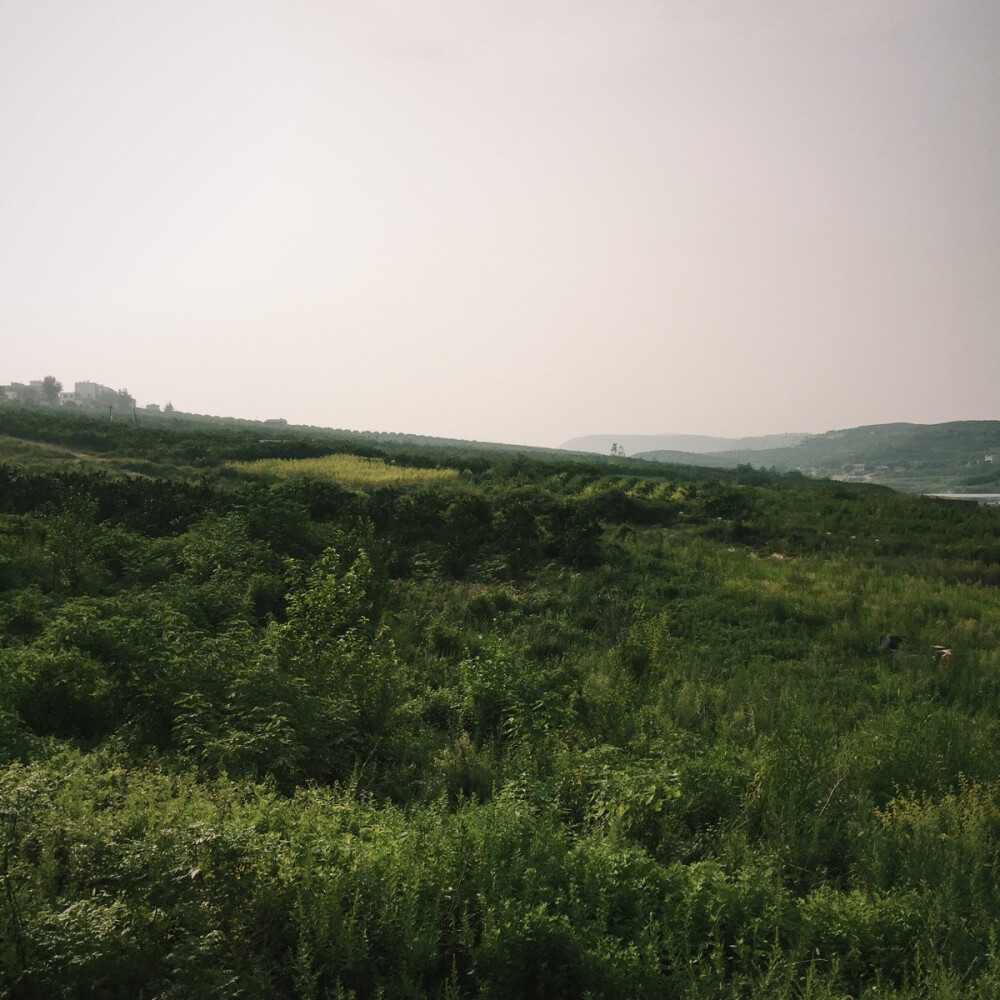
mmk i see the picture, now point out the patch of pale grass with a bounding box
[228,453,459,488]
[0,434,112,473]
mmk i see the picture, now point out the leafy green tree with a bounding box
[40,376,62,405]
[494,499,542,578]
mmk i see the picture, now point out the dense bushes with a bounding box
[3,423,1000,996]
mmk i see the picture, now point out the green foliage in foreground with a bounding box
[2,422,1000,997]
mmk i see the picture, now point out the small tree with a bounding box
[41,375,62,405]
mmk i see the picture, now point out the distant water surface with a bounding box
[928,494,1000,506]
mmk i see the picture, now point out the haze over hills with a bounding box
[561,432,808,456]
[4,382,998,495]
[633,421,1000,494]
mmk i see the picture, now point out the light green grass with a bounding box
[0,434,112,473]
[227,453,460,488]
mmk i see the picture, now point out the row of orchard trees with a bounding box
[2,447,1000,995]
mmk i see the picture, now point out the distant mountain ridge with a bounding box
[631,420,1000,493]
[561,432,807,456]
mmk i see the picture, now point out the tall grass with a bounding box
[227,453,461,488]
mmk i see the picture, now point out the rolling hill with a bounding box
[562,431,806,455]
[632,421,1000,493]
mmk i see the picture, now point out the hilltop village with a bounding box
[0,377,168,416]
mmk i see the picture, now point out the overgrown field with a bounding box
[227,453,461,488]
[2,412,1000,997]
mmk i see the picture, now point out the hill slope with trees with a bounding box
[636,420,1000,493]
[2,408,1000,997]
[562,431,807,456]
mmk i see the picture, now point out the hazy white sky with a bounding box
[2,1,998,447]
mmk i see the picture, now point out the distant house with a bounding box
[3,377,138,413]
[2,381,39,403]
[62,381,136,413]
[2,380,57,404]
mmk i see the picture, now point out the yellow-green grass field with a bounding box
[227,453,460,489]
[0,434,113,474]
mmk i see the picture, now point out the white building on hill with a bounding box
[60,381,136,412]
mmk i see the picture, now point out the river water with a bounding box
[928,494,1000,506]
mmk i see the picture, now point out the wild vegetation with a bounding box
[227,454,461,489]
[2,406,1000,997]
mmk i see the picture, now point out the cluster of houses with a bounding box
[61,381,138,412]
[0,379,153,415]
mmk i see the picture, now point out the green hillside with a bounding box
[3,407,1000,997]
[637,420,1000,493]
[562,431,808,455]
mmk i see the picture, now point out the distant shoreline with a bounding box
[928,493,1000,505]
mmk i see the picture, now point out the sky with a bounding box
[2,1,998,448]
